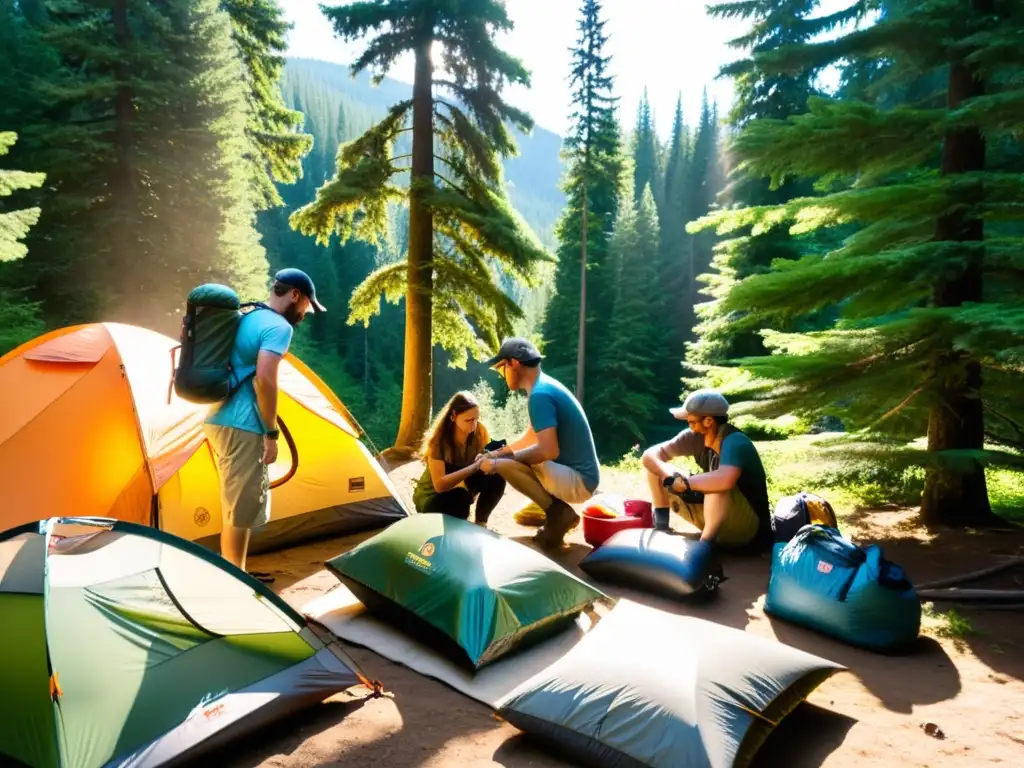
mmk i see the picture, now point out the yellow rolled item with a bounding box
[514,502,547,527]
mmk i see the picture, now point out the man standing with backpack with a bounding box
[203,269,325,575]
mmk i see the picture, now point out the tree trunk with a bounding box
[920,0,997,527]
[390,36,434,456]
[576,176,588,404]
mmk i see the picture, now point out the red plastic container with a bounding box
[583,500,653,548]
[624,499,653,525]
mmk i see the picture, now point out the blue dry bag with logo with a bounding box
[764,524,921,652]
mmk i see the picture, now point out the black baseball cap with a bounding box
[274,268,326,312]
[484,337,543,367]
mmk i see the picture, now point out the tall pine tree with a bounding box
[590,176,665,457]
[631,90,659,206]
[688,0,850,368]
[540,0,622,404]
[688,0,1024,526]
[291,1,551,455]
[3,0,271,332]
[656,95,692,343]
[223,0,314,209]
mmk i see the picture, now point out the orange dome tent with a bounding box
[0,323,408,552]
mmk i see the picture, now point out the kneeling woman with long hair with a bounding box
[412,391,506,525]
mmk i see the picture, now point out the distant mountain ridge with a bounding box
[282,57,567,248]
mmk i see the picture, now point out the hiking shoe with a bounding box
[534,500,579,549]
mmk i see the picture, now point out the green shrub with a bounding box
[732,415,804,442]
[820,461,926,508]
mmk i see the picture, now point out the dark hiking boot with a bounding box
[534,500,579,549]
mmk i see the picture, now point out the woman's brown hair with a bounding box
[419,391,486,466]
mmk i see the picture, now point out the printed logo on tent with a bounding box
[194,507,210,527]
[349,477,365,493]
[816,560,833,574]
[404,540,437,574]
[203,703,226,720]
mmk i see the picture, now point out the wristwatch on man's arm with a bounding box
[264,427,280,440]
[662,472,690,493]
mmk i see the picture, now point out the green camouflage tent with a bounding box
[0,517,375,768]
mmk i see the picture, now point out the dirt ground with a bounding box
[216,464,1024,768]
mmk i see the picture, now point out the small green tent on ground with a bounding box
[0,517,376,768]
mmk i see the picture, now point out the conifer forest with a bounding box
[2,0,1023,528]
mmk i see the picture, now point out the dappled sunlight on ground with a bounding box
[225,455,1024,768]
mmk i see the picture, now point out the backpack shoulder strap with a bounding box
[224,302,276,396]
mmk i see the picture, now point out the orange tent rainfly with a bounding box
[0,323,408,552]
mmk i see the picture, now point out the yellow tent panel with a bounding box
[0,323,408,551]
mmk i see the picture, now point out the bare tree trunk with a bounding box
[576,177,588,403]
[920,0,999,527]
[390,35,434,457]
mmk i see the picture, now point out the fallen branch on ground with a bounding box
[918,588,1024,603]
[915,557,1024,590]
[971,603,1024,612]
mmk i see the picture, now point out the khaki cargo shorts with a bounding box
[204,424,271,530]
[674,486,759,548]
[534,460,595,505]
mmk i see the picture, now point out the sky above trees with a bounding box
[283,0,846,138]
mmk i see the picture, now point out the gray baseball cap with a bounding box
[670,389,730,420]
[483,337,543,367]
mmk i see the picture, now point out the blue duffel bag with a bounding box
[764,525,921,653]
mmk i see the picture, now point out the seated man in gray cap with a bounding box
[641,389,772,559]
[476,337,601,549]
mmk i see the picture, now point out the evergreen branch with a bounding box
[983,362,1024,375]
[426,165,553,282]
[432,172,470,200]
[290,102,413,246]
[432,104,503,182]
[984,432,1024,453]
[752,10,956,77]
[348,261,408,327]
[0,209,43,262]
[689,173,1024,239]
[0,132,45,262]
[289,154,404,247]
[984,403,1024,441]
[433,87,529,157]
[721,95,1024,189]
[874,385,927,425]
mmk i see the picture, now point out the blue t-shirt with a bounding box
[204,308,293,434]
[527,372,600,492]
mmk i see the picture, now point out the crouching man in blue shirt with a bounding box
[477,338,601,550]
